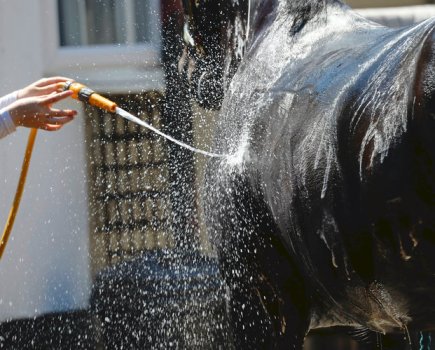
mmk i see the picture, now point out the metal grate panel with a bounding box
[85,92,173,271]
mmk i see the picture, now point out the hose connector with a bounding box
[63,81,117,113]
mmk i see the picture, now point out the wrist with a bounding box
[16,89,24,99]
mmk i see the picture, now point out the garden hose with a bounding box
[0,128,38,259]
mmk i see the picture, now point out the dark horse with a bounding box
[179,0,435,348]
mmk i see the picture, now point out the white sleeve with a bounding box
[0,91,18,109]
[0,109,17,139]
[0,91,18,139]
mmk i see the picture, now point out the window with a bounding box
[41,0,163,93]
[58,0,159,46]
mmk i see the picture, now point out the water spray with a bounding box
[63,81,224,158]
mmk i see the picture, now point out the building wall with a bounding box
[348,0,431,8]
[0,0,162,322]
[0,0,90,321]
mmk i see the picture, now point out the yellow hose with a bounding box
[0,128,38,259]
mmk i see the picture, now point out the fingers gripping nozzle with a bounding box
[63,81,117,113]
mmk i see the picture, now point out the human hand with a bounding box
[8,90,77,131]
[17,77,73,100]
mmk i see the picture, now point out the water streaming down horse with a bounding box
[181,0,435,348]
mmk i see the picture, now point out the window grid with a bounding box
[85,92,173,268]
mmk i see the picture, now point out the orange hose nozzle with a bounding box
[63,81,117,113]
[89,94,117,113]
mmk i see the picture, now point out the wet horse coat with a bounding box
[184,0,435,348]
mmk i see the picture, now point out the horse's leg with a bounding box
[226,236,310,350]
[208,168,310,349]
[227,273,309,349]
[228,281,274,349]
[260,244,310,350]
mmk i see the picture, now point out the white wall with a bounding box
[357,4,435,27]
[0,0,90,321]
[348,0,428,8]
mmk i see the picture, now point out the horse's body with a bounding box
[183,0,435,347]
